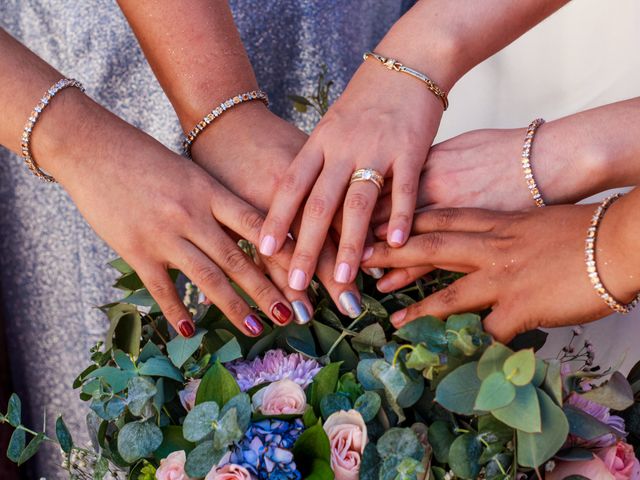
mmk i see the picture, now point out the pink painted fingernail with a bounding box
[289,268,307,291]
[361,246,374,262]
[244,314,264,336]
[389,229,405,246]
[335,262,351,284]
[259,235,276,256]
[391,310,407,326]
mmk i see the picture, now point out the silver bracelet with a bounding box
[585,193,640,314]
[21,78,85,183]
[181,90,269,158]
[520,118,546,208]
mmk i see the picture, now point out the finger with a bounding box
[483,308,520,343]
[375,266,434,292]
[362,228,384,279]
[412,208,499,233]
[288,166,352,291]
[259,145,324,257]
[335,179,380,284]
[390,273,494,328]
[175,240,264,337]
[372,193,392,227]
[262,255,314,325]
[361,232,484,270]
[387,162,420,247]
[137,265,195,337]
[190,226,293,328]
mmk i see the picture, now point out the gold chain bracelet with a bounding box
[363,51,448,110]
[520,118,546,208]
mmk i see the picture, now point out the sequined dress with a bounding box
[0,1,412,477]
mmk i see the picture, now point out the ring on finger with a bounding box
[350,168,385,192]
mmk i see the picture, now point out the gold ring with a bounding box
[350,168,385,192]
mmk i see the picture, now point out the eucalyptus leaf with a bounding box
[7,428,25,463]
[308,362,341,415]
[357,358,385,391]
[474,371,516,411]
[492,383,541,433]
[477,344,513,380]
[185,441,226,478]
[213,407,243,450]
[362,294,388,318]
[6,394,21,427]
[154,425,194,460]
[117,420,163,464]
[212,337,243,363]
[354,391,382,422]
[503,349,536,386]
[376,427,424,461]
[542,359,563,406]
[166,329,207,368]
[139,341,163,363]
[428,420,456,464]
[183,401,220,443]
[564,405,619,440]
[395,316,448,353]
[405,344,441,371]
[138,357,183,382]
[56,416,73,454]
[320,393,352,420]
[127,377,157,417]
[17,432,46,466]
[360,442,382,480]
[220,393,251,433]
[352,323,387,350]
[86,366,136,393]
[580,371,634,411]
[448,433,482,480]
[435,362,482,415]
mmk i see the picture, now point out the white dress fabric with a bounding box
[436,0,640,373]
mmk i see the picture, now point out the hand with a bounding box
[190,104,365,319]
[259,60,443,292]
[361,205,638,342]
[45,96,295,337]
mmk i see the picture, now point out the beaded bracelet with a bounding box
[585,193,640,314]
[520,118,546,207]
[21,78,85,183]
[182,90,269,158]
[363,51,449,111]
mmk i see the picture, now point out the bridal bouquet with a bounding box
[2,256,640,480]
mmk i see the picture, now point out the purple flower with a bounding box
[225,419,304,480]
[225,350,321,392]
[566,391,627,448]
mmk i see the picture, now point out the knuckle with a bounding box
[345,192,370,212]
[146,278,174,301]
[392,212,412,227]
[420,232,445,254]
[398,182,417,196]
[438,284,458,306]
[252,283,274,303]
[221,247,251,274]
[280,173,299,194]
[339,243,358,259]
[160,200,192,225]
[294,250,316,267]
[225,299,245,318]
[192,261,224,288]
[239,209,264,234]
[434,208,460,229]
[305,196,328,219]
[485,235,514,254]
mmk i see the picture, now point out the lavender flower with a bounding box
[225,349,321,392]
[225,419,304,480]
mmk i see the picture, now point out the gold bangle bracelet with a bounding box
[585,193,640,314]
[520,118,546,208]
[182,90,269,158]
[363,51,449,111]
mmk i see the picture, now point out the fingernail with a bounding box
[259,235,277,256]
[271,302,292,325]
[289,268,307,291]
[389,229,405,246]
[361,246,374,262]
[391,309,407,326]
[377,278,393,292]
[292,301,312,325]
[335,262,351,284]
[178,320,195,338]
[339,291,363,319]
[369,267,384,279]
[244,314,264,336]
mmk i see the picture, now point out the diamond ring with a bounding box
[349,168,384,192]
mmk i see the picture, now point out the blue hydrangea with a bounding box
[227,419,304,480]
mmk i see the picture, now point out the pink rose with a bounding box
[323,410,368,480]
[204,464,251,480]
[253,379,307,415]
[156,451,193,480]
[178,379,201,412]
[547,441,640,480]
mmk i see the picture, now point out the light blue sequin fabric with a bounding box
[0,1,413,477]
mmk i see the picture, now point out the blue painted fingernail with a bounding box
[339,291,363,319]
[292,301,311,325]
[369,267,384,279]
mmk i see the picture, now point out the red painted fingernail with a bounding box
[271,302,292,325]
[178,320,195,338]
[244,314,264,336]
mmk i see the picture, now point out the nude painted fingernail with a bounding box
[369,267,384,279]
[292,301,312,325]
[389,229,405,246]
[335,262,351,284]
[178,320,195,338]
[289,269,307,291]
[271,302,292,325]
[244,314,264,336]
[259,235,276,256]
[391,310,407,326]
[361,246,374,262]
[377,278,393,292]
[339,292,363,319]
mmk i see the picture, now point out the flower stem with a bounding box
[391,344,415,368]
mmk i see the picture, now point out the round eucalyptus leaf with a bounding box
[116,420,163,464]
[354,391,382,423]
[183,401,219,443]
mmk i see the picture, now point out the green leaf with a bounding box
[56,416,73,454]
[114,350,136,371]
[449,433,482,480]
[109,257,134,274]
[580,371,634,411]
[166,329,207,368]
[477,344,513,380]
[320,393,352,420]
[478,415,513,445]
[7,428,25,463]
[139,341,164,363]
[564,405,619,440]
[138,357,183,382]
[212,337,243,363]
[308,362,341,414]
[312,321,358,371]
[352,323,387,350]
[195,361,241,408]
[503,349,536,386]
[435,362,482,415]
[376,427,424,461]
[373,360,424,409]
[87,366,136,393]
[492,383,541,433]
[354,391,382,423]
[337,372,365,404]
[428,420,456,464]
[293,422,332,478]
[183,401,220,442]
[17,432,46,466]
[288,94,314,106]
[212,408,243,450]
[6,394,21,427]
[114,271,144,291]
[395,316,448,352]
[542,359,563,406]
[405,344,441,371]
[474,372,516,411]
[106,304,142,358]
[532,358,548,387]
[154,425,194,460]
[220,393,251,434]
[360,442,382,480]
[357,359,385,390]
[561,476,590,480]
[362,294,388,318]
[126,377,157,417]
[446,313,482,333]
[117,420,163,464]
[306,458,335,480]
[185,441,226,478]
[517,387,569,468]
